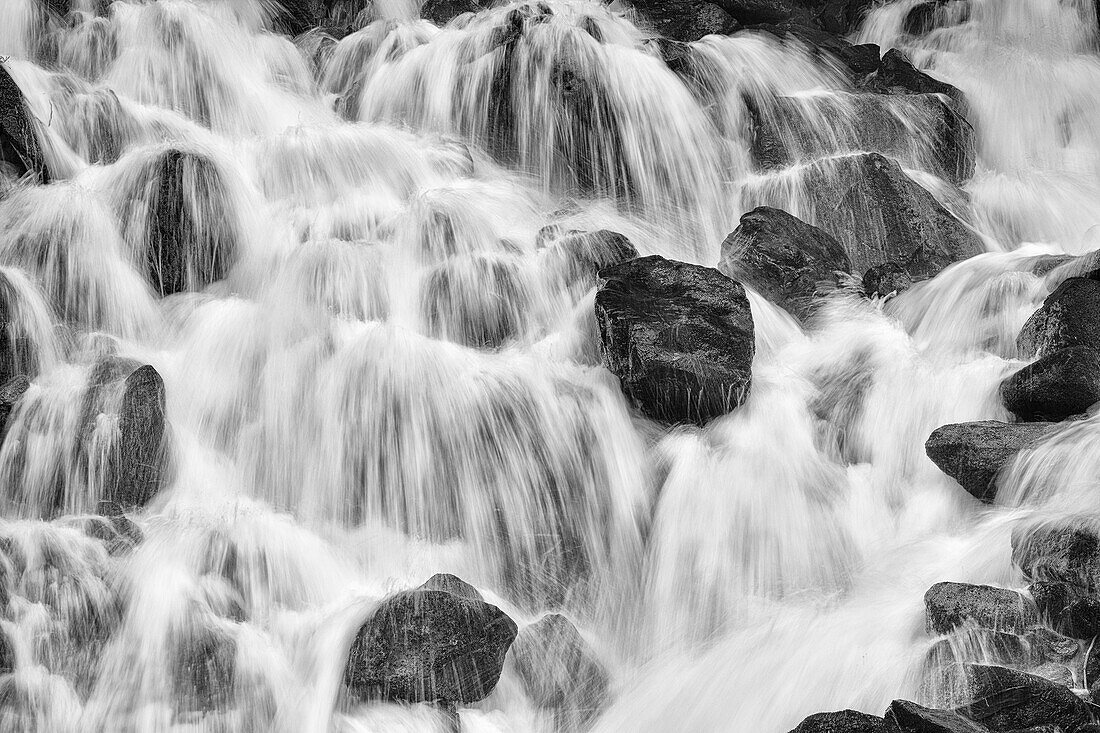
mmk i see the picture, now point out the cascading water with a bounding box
[0,0,1099,729]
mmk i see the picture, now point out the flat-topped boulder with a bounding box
[595,255,755,425]
[925,421,1057,502]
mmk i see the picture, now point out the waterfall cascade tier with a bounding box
[1,0,1100,730]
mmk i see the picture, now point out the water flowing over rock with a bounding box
[594,255,755,425]
[946,664,1095,732]
[925,422,1057,502]
[925,582,1038,635]
[718,206,850,321]
[0,64,48,184]
[1012,519,1100,590]
[1001,347,1100,422]
[885,700,987,733]
[1029,580,1100,639]
[343,581,518,704]
[0,375,29,441]
[509,613,610,728]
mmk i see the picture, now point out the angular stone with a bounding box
[925,582,1038,635]
[949,664,1093,733]
[1018,279,1100,359]
[925,421,1057,502]
[885,699,987,733]
[1001,347,1100,422]
[595,255,755,425]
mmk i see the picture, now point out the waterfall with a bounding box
[0,0,1098,730]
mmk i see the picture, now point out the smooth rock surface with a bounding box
[1001,346,1100,422]
[925,421,1057,502]
[1017,279,1100,358]
[925,582,1038,635]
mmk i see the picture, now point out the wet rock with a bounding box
[1031,662,1075,688]
[418,573,483,601]
[510,614,610,729]
[789,709,887,732]
[1030,581,1100,640]
[420,0,491,25]
[421,253,532,349]
[718,206,850,321]
[1018,279,1100,359]
[625,0,740,41]
[925,627,1036,670]
[885,699,987,733]
[343,584,518,704]
[112,365,168,508]
[1001,347,1100,422]
[173,623,236,713]
[864,262,914,297]
[949,664,1094,732]
[904,0,971,36]
[1026,625,1081,664]
[924,421,1057,502]
[541,229,638,293]
[925,582,1038,635]
[0,375,29,443]
[594,255,755,425]
[83,500,143,555]
[771,153,983,292]
[859,49,962,104]
[0,272,50,387]
[0,65,49,184]
[1012,520,1100,590]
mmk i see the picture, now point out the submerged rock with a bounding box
[925,582,1038,635]
[904,0,971,37]
[594,255,755,425]
[421,253,532,349]
[788,709,887,732]
[718,206,850,321]
[1017,279,1100,359]
[510,614,610,729]
[1001,346,1100,422]
[172,623,236,713]
[1029,581,1100,640]
[1012,519,1100,590]
[540,229,638,293]
[0,65,49,184]
[949,664,1094,732]
[343,584,518,704]
[924,421,1057,502]
[113,365,168,508]
[885,700,986,733]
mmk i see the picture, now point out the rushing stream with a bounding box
[0,0,1099,730]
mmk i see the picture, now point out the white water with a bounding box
[0,0,1098,730]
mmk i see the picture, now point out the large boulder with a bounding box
[788,709,887,732]
[948,664,1094,732]
[594,255,755,425]
[343,581,518,704]
[749,152,983,293]
[1017,279,1100,359]
[884,700,987,733]
[718,207,851,321]
[924,582,1038,635]
[1001,346,1100,422]
[924,421,1057,502]
[0,65,49,184]
[509,614,610,729]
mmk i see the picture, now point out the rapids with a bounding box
[0,0,1097,730]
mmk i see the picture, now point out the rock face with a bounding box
[885,700,986,733]
[1001,346,1100,422]
[750,153,983,293]
[718,207,850,321]
[510,614,610,729]
[949,664,1094,732]
[0,65,49,184]
[594,255,755,425]
[343,583,518,704]
[788,709,887,732]
[1017,278,1100,358]
[924,421,1056,502]
[924,582,1038,635]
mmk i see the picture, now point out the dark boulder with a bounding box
[751,152,983,293]
[594,255,755,425]
[112,365,168,509]
[949,664,1094,732]
[1017,279,1100,359]
[925,582,1038,635]
[1012,519,1100,590]
[0,272,50,387]
[1030,581,1100,640]
[418,573,483,601]
[859,49,962,104]
[1026,625,1080,664]
[1001,347,1100,422]
[885,700,987,732]
[864,262,914,297]
[627,0,740,41]
[0,65,49,184]
[420,0,491,25]
[343,584,518,704]
[510,614,610,728]
[924,421,1057,502]
[788,709,887,732]
[718,206,850,321]
[272,0,370,37]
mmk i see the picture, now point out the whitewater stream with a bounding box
[0,0,1099,730]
